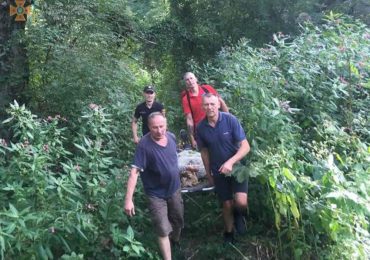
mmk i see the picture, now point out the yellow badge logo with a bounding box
[10,0,31,22]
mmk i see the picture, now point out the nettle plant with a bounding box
[0,101,154,259]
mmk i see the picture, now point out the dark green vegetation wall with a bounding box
[0,0,369,259]
[205,14,370,258]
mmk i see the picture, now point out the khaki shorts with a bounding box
[147,189,184,237]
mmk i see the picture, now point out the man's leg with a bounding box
[222,199,234,233]
[158,236,171,260]
[234,192,248,210]
[234,192,248,235]
[222,192,248,239]
[147,196,174,259]
[214,175,235,243]
[222,199,235,244]
[168,189,184,243]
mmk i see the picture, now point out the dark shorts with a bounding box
[214,174,248,202]
[147,189,184,237]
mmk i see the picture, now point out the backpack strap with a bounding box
[200,85,209,94]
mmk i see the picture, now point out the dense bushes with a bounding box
[24,0,143,120]
[194,14,369,258]
[0,102,158,259]
[0,10,369,259]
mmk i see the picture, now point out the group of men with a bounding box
[125,72,250,260]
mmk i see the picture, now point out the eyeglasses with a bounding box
[145,91,154,94]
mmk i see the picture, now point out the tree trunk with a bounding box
[0,0,30,132]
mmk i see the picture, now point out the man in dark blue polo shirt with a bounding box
[196,93,250,244]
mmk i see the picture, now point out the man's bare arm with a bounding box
[219,97,229,113]
[131,117,140,144]
[185,113,197,148]
[219,139,250,174]
[124,167,140,217]
[200,147,214,186]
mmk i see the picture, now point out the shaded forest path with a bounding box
[175,192,274,260]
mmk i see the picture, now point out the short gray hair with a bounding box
[202,92,218,99]
[148,112,166,125]
[183,72,196,80]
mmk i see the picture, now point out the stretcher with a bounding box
[178,130,216,193]
[181,180,215,193]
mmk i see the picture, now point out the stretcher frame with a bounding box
[181,181,215,193]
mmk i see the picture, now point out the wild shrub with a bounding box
[196,14,370,258]
[25,0,140,120]
[0,101,157,259]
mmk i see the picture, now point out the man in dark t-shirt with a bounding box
[125,112,183,260]
[197,93,250,245]
[132,85,165,144]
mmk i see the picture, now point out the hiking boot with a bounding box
[234,212,247,235]
[223,231,235,245]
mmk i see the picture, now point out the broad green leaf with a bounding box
[282,168,296,181]
[268,176,276,188]
[132,244,141,255]
[289,200,300,219]
[2,117,14,124]
[126,225,134,240]
[350,63,359,76]
[74,143,87,153]
[6,223,16,234]
[26,132,34,139]
[37,244,48,260]
[274,212,281,230]
[8,204,19,218]
[75,227,88,241]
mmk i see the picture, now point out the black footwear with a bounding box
[223,232,235,245]
[234,212,247,235]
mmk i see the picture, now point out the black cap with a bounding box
[143,85,155,93]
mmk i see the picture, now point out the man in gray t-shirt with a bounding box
[125,112,183,260]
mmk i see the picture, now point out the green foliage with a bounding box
[2,0,370,258]
[141,0,333,88]
[195,15,370,258]
[0,101,156,259]
[139,1,370,127]
[25,0,140,119]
